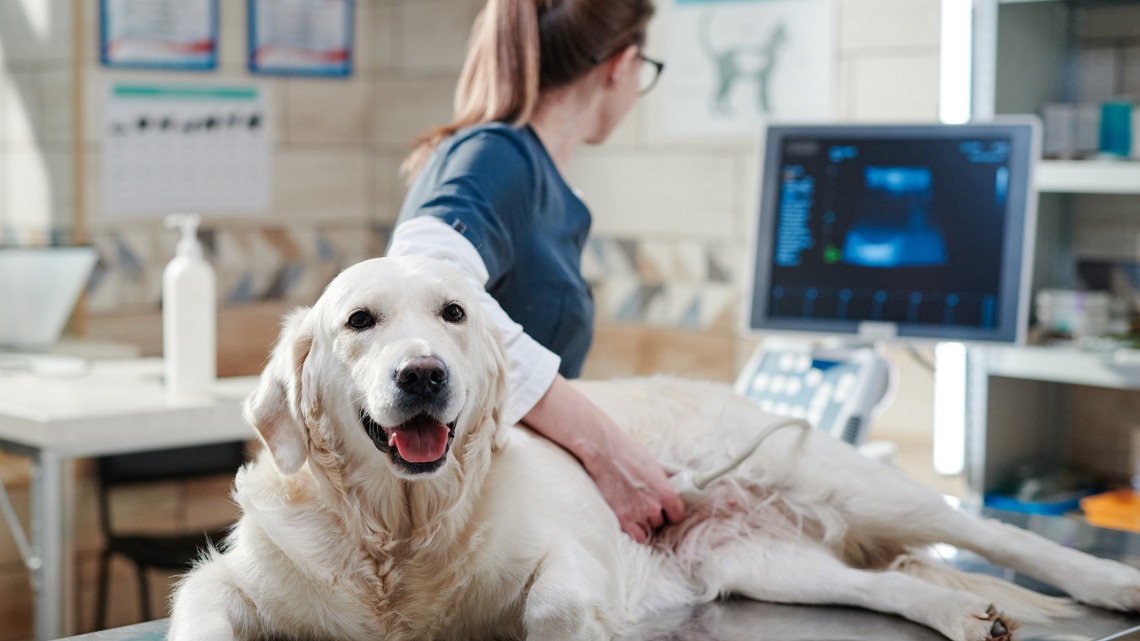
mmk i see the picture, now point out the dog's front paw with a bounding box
[525,596,608,641]
[1066,558,1140,611]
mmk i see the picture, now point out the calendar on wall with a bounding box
[102,81,272,216]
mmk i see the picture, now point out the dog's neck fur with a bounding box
[304,392,502,559]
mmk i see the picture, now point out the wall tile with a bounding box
[566,152,738,239]
[398,0,480,73]
[182,475,241,531]
[273,150,369,221]
[839,0,941,52]
[1,146,65,234]
[373,153,407,225]
[0,485,27,567]
[848,53,940,122]
[40,66,72,144]
[0,0,72,65]
[369,2,397,71]
[372,76,456,150]
[284,78,372,146]
[0,569,32,641]
[1,70,40,146]
[217,0,247,72]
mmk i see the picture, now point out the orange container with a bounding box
[1081,489,1140,533]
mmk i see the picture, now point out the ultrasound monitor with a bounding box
[745,121,1040,344]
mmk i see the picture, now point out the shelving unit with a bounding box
[954,0,1140,501]
[1037,160,1140,193]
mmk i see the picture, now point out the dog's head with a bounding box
[244,256,508,483]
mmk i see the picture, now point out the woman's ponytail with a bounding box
[402,0,542,179]
[402,0,653,181]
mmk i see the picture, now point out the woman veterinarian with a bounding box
[387,0,682,543]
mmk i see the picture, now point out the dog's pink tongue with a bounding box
[392,423,450,463]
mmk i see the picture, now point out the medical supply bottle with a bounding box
[162,213,216,395]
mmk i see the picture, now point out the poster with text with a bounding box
[101,0,218,70]
[103,82,271,216]
[249,0,353,77]
[666,0,836,137]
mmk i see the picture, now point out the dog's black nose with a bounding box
[395,357,448,396]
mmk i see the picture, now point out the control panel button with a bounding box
[750,372,770,393]
[785,377,803,397]
[774,402,790,416]
[811,383,833,409]
[834,373,857,403]
[790,405,806,419]
[760,400,774,413]
[778,353,796,372]
[795,355,812,373]
[804,368,823,388]
[770,375,787,395]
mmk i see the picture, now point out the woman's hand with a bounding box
[522,375,685,543]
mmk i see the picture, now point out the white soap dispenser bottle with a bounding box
[163,213,216,395]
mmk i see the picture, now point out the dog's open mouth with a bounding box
[360,409,456,473]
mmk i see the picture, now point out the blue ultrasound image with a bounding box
[767,137,1011,329]
[842,167,946,268]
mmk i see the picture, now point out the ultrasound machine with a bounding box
[736,120,1041,447]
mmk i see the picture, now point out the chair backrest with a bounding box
[97,441,247,486]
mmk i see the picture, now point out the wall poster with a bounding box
[100,0,219,70]
[248,0,354,77]
[665,0,836,137]
[102,81,271,216]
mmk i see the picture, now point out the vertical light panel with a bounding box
[939,0,973,125]
[933,342,968,475]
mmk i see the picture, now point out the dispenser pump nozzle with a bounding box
[165,213,203,259]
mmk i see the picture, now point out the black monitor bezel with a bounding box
[745,121,1039,344]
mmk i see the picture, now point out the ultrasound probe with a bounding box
[668,418,813,505]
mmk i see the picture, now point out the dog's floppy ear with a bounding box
[484,323,511,451]
[244,307,315,475]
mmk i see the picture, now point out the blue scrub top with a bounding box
[393,122,595,379]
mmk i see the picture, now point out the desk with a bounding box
[0,358,258,640]
[55,508,1140,641]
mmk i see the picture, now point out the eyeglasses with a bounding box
[637,53,665,96]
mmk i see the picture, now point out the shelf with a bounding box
[976,345,1140,390]
[1036,160,1140,194]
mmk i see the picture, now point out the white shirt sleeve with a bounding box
[387,216,561,426]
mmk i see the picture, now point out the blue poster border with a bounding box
[100,0,220,71]
[247,0,354,78]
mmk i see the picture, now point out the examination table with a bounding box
[58,508,1140,641]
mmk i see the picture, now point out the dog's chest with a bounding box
[374,535,534,639]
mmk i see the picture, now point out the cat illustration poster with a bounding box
[665,0,835,137]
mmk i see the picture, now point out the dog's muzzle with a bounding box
[360,409,457,475]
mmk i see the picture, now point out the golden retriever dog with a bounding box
[169,256,1140,641]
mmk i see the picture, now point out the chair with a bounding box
[93,441,246,629]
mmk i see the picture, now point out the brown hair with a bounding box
[402,0,654,179]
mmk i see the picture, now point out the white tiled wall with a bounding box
[2,0,942,256]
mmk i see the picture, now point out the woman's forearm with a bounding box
[521,374,611,471]
[522,374,685,543]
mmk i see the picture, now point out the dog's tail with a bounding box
[890,554,1079,623]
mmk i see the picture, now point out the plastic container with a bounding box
[1081,489,1140,533]
[162,214,216,395]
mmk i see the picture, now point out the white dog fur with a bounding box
[169,256,1140,641]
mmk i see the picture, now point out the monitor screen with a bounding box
[747,122,1039,343]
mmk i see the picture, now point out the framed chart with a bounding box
[100,0,219,70]
[248,0,354,78]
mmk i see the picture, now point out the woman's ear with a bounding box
[243,307,315,475]
[606,45,640,85]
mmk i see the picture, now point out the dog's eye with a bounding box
[347,310,375,330]
[442,303,466,323]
